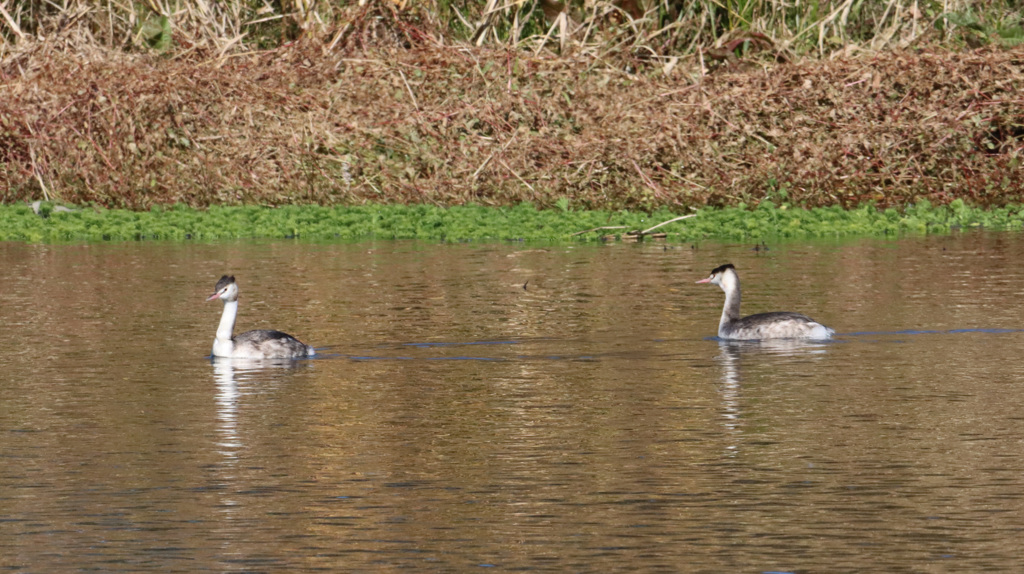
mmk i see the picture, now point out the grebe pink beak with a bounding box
[696,277,712,284]
[206,292,222,301]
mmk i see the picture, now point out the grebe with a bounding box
[697,264,834,341]
[206,275,315,359]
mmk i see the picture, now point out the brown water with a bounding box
[3,234,1024,572]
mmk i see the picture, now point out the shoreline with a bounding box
[3,201,1022,243]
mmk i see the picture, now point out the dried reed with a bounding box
[0,1,1022,210]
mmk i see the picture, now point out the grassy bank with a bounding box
[4,200,1022,243]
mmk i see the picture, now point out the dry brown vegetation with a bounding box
[0,1,1022,210]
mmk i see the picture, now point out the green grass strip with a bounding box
[3,199,1023,243]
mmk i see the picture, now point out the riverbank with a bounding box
[2,40,1022,212]
[4,200,1022,243]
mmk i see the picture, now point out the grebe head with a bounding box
[207,275,239,303]
[696,263,738,292]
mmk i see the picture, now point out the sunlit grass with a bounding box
[3,200,1021,243]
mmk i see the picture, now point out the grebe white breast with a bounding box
[206,275,315,359]
[696,263,834,341]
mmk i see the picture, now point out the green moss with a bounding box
[2,201,1023,243]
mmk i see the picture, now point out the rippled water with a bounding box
[3,234,1024,572]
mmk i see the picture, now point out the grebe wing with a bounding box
[729,312,833,340]
[235,329,314,357]
[735,311,818,325]
[235,329,300,344]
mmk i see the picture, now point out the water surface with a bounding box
[3,234,1024,572]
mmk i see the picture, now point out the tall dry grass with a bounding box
[2,41,1022,210]
[1,0,1021,64]
[1,2,1022,210]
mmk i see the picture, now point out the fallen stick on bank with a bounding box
[573,213,697,239]
[637,214,697,235]
[571,225,629,237]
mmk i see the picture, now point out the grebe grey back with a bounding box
[207,275,315,359]
[696,263,834,341]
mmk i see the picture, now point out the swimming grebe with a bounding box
[696,264,834,340]
[206,275,315,359]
